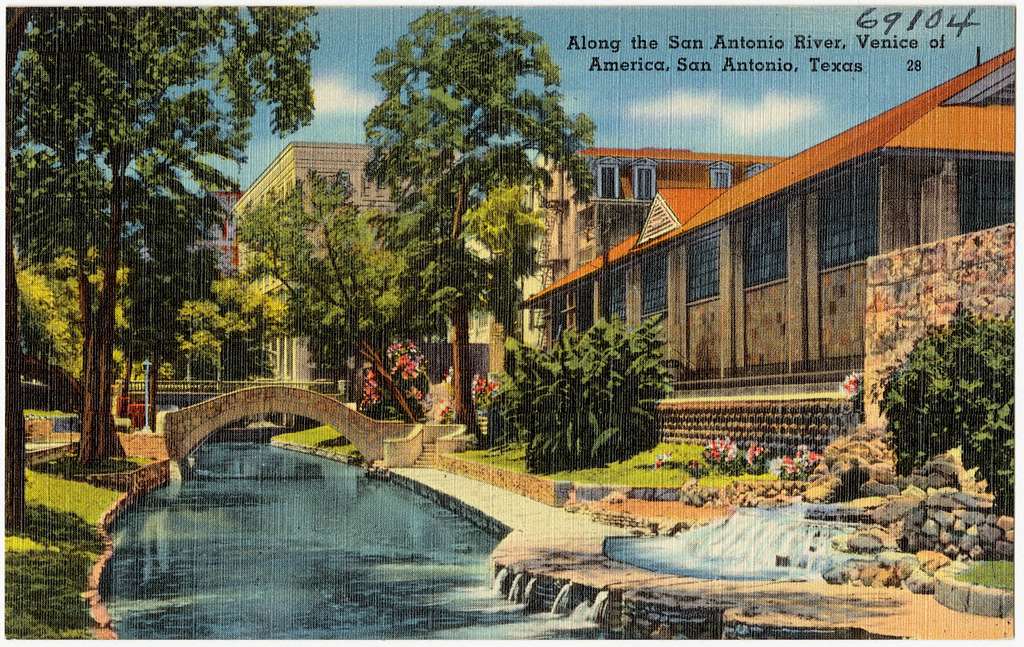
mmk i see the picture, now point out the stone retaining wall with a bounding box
[387,470,510,538]
[84,460,172,639]
[934,562,1013,618]
[85,459,170,492]
[25,444,76,467]
[435,454,571,507]
[864,224,1014,425]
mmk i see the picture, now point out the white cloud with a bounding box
[626,90,820,137]
[312,74,380,115]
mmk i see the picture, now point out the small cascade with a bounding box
[604,505,858,581]
[550,582,573,616]
[491,567,510,596]
[568,590,610,624]
[506,573,524,602]
[522,577,538,608]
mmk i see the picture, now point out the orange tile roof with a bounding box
[526,50,1015,306]
[659,188,727,227]
[582,147,786,165]
[887,105,1014,153]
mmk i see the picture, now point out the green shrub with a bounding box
[880,307,1013,513]
[495,316,670,473]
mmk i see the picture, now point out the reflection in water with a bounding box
[105,442,602,639]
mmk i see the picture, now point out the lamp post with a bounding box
[142,358,152,433]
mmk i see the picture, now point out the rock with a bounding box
[895,556,920,581]
[996,516,1014,532]
[847,496,887,510]
[956,510,987,526]
[953,519,966,532]
[901,485,927,501]
[868,463,896,485]
[847,530,888,554]
[916,550,951,574]
[978,524,1002,545]
[871,567,900,588]
[832,534,851,552]
[969,546,985,560]
[932,510,955,528]
[860,480,899,498]
[803,477,840,504]
[943,543,960,558]
[995,540,1014,559]
[651,624,674,639]
[903,568,935,594]
[925,456,959,478]
[952,491,994,510]
[928,472,956,489]
[1005,529,1014,542]
[871,497,918,525]
[970,585,1008,618]
[665,522,687,537]
[858,563,881,585]
[959,533,979,552]
[823,563,857,585]
[922,519,940,537]
[926,493,960,510]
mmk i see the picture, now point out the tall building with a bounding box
[235,142,396,382]
[206,191,242,276]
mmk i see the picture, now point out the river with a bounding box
[104,442,603,639]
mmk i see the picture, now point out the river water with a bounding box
[104,442,602,639]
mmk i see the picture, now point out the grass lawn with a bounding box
[272,425,362,460]
[455,442,778,488]
[35,455,150,481]
[23,409,74,418]
[956,561,1014,591]
[6,470,122,638]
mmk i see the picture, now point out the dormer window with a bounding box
[633,159,657,200]
[710,161,734,188]
[597,160,620,199]
[744,163,770,179]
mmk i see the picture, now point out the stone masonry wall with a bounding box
[863,224,1014,425]
[435,454,571,506]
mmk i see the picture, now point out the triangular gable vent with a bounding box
[636,193,680,246]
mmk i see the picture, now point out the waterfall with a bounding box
[550,582,573,616]
[491,567,509,596]
[604,505,857,581]
[522,577,538,607]
[569,590,610,624]
[506,573,524,602]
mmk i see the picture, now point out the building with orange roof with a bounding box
[526,50,1014,393]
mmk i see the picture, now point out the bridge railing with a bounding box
[126,379,342,396]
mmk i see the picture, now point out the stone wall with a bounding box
[85,459,171,493]
[863,224,1014,424]
[436,454,571,507]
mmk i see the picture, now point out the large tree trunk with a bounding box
[450,296,479,442]
[6,6,29,529]
[78,155,126,463]
[148,354,158,432]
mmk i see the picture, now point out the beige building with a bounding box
[235,142,396,382]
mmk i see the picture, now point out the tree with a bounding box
[238,170,422,421]
[9,7,318,463]
[464,184,545,363]
[365,8,594,441]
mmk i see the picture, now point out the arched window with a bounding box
[709,161,734,188]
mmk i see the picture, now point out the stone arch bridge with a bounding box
[155,385,469,467]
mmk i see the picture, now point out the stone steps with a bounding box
[657,398,858,454]
[413,442,438,468]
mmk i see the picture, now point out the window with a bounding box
[599,165,618,199]
[744,207,787,287]
[563,290,577,332]
[549,293,565,341]
[577,280,594,331]
[608,267,627,321]
[641,252,668,317]
[744,163,770,179]
[635,166,655,200]
[819,172,878,269]
[710,162,733,188]
[959,159,1014,234]
[687,234,720,302]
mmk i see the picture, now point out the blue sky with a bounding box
[236,5,1015,188]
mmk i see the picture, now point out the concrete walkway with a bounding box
[392,467,1014,640]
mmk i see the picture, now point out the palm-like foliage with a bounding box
[496,317,670,473]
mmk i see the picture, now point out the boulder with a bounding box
[995,540,1014,559]
[951,491,994,510]
[996,516,1014,532]
[903,568,935,594]
[847,529,895,554]
[922,519,940,537]
[932,510,955,528]
[871,567,900,588]
[803,477,840,504]
[860,480,899,498]
[867,463,896,485]
[959,532,979,552]
[915,550,951,574]
[847,496,887,510]
[978,524,1002,545]
[901,485,927,501]
[870,497,918,525]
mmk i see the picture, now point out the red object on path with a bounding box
[127,403,146,430]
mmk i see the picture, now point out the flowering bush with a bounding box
[472,374,499,410]
[436,401,454,424]
[360,340,431,421]
[703,438,768,476]
[772,445,822,481]
[844,372,864,419]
